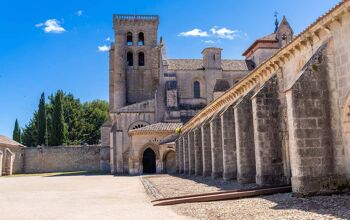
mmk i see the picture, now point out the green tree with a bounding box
[12,119,21,143]
[51,90,67,146]
[37,92,48,146]
[22,113,38,147]
[80,100,109,144]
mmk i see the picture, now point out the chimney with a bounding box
[202,47,222,70]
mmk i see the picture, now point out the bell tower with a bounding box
[110,15,160,111]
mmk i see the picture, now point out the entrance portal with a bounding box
[142,148,156,174]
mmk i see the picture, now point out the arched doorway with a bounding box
[143,148,156,174]
[164,151,176,174]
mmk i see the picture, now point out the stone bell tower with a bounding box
[110,15,160,111]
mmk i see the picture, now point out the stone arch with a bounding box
[191,77,203,98]
[163,149,176,174]
[126,32,133,46]
[138,51,145,66]
[138,32,145,46]
[139,143,160,160]
[139,143,160,174]
[127,51,133,66]
[128,120,150,131]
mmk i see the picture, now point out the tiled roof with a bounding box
[130,123,182,132]
[0,135,24,147]
[214,79,230,92]
[159,133,179,145]
[257,33,277,41]
[167,59,249,71]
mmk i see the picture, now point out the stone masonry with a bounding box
[174,1,350,195]
[220,106,237,181]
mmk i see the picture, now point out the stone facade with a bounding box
[102,15,251,174]
[175,1,350,195]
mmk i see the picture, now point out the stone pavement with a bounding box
[0,174,193,220]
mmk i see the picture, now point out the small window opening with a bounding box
[127,32,133,46]
[127,52,133,66]
[138,32,145,46]
[138,52,145,66]
[193,81,200,98]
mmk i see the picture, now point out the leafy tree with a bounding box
[80,100,109,144]
[12,119,21,143]
[51,90,67,146]
[37,92,48,146]
[22,90,109,146]
[22,113,38,147]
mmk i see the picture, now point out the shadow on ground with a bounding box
[145,174,350,219]
[43,170,110,177]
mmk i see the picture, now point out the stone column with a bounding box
[201,122,212,177]
[188,132,195,175]
[194,127,203,176]
[252,75,286,186]
[178,137,184,173]
[285,49,347,195]
[183,135,189,174]
[221,106,237,181]
[175,139,180,173]
[234,95,256,183]
[210,116,223,179]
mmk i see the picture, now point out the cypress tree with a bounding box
[37,92,48,146]
[13,119,21,143]
[51,90,67,146]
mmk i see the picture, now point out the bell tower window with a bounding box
[127,32,133,46]
[138,52,145,66]
[138,32,145,46]
[127,52,133,66]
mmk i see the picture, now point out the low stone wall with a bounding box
[23,146,110,174]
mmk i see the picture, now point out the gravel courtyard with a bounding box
[0,174,192,220]
[142,174,350,220]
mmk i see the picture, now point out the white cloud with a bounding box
[98,45,110,52]
[178,26,247,41]
[210,26,238,40]
[202,40,217,44]
[35,19,66,34]
[76,10,83,16]
[178,28,209,37]
[105,37,112,42]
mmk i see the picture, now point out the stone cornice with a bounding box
[181,0,350,133]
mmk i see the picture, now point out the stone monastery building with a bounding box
[102,0,350,196]
[101,13,293,175]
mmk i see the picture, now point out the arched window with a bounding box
[138,32,145,46]
[138,52,145,66]
[127,52,133,66]
[193,81,200,98]
[127,32,133,46]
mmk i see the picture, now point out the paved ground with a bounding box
[143,174,350,220]
[0,174,193,220]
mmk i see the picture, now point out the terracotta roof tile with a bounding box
[130,123,182,132]
[0,135,24,147]
[167,59,249,71]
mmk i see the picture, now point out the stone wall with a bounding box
[23,146,110,174]
[0,146,24,174]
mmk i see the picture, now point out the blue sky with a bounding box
[0,0,340,137]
